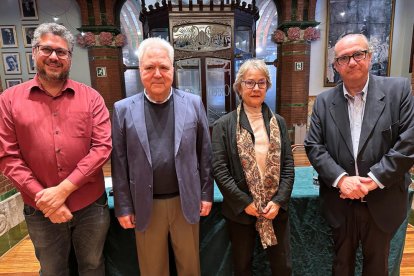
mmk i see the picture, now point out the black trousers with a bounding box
[331,201,393,276]
[226,209,292,276]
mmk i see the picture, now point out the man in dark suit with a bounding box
[1,28,15,45]
[22,0,36,17]
[305,34,414,275]
[111,37,213,276]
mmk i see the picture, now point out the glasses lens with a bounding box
[353,51,366,61]
[244,80,255,88]
[39,46,53,56]
[257,81,267,89]
[337,56,349,65]
[55,49,69,58]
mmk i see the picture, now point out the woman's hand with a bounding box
[244,203,260,217]
[261,201,280,220]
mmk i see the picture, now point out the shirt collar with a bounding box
[343,75,369,101]
[144,88,173,104]
[28,74,75,96]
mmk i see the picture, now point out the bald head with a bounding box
[334,34,370,58]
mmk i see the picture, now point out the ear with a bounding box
[332,62,338,74]
[332,62,339,74]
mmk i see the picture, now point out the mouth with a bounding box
[45,62,62,68]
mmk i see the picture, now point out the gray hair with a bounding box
[233,59,272,96]
[137,37,174,66]
[32,23,75,51]
[334,33,372,59]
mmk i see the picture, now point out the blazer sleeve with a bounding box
[304,96,347,187]
[111,103,135,217]
[212,118,253,215]
[196,98,214,202]
[369,78,414,187]
[271,116,294,210]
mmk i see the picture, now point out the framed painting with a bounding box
[2,53,22,75]
[0,26,18,48]
[5,78,23,88]
[26,52,36,74]
[410,24,413,73]
[19,0,39,20]
[324,0,395,86]
[22,25,37,47]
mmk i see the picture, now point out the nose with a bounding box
[48,50,59,59]
[348,56,358,66]
[154,68,162,77]
[253,83,261,90]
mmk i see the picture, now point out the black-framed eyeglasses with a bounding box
[335,50,368,66]
[242,80,267,89]
[36,45,72,59]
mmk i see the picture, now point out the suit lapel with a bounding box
[329,86,354,156]
[130,93,152,165]
[173,89,187,156]
[358,76,385,156]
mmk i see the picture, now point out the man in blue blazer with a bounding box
[305,34,414,275]
[111,37,213,276]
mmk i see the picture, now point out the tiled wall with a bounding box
[0,192,27,256]
[0,173,26,256]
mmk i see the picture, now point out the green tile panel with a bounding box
[0,188,18,202]
[0,221,28,256]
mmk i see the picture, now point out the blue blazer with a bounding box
[111,89,213,231]
[305,75,414,234]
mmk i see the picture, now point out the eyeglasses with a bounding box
[242,80,267,89]
[335,50,368,66]
[36,45,72,59]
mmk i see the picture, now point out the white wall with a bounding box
[390,0,414,79]
[309,0,413,96]
[0,0,91,89]
[309,0,330,96]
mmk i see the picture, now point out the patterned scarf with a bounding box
[236,103,281,248]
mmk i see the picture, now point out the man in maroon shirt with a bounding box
[0,23,112,276]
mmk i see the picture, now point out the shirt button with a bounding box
[56,149,61,153]
[53,112,57,116]
[55,130,59,134]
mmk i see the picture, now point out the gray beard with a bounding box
[37,66,70,82]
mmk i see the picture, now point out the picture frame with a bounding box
[2,53,22,75]
[19,0,39,20]
[324,0,395,87]
[0,26,18,48]
[5,78,23,88]
[409,24,413,73]
[26,52,36,74]
[22,25,37,47]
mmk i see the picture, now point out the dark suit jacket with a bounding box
[305,75,414,233]
[111,89,213,231]
[212,104,294,224]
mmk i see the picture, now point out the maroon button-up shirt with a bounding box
[0,75,112,211]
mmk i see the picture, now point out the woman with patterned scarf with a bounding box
[212,59,294,276]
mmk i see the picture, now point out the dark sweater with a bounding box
[144,96,179,198]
